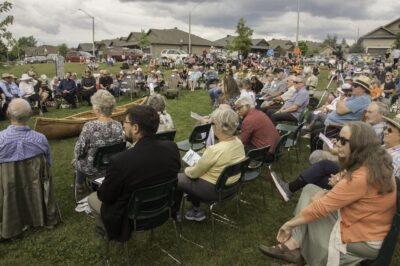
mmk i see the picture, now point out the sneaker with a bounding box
[270,171,292,202]
[184,208,206,222]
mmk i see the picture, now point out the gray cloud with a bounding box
[8,0,400,48]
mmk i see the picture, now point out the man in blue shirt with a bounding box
[58,72,77,108]
[267,75,309,124]
[310,75,372,151]
[0,98,51,164]
[0,73,22,101]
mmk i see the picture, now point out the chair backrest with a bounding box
[364,177,400,266]
[154,130,177,141]
[291,121,306,141]
[273,132,291,161]
[126,178,177,231]
[93,142,126,169]
[188,123,212,144]
[246,145,271,169]
[298,107,308,124]
[215,157,250,199]
[0,155,61,239]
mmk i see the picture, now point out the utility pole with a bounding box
[78,9,95,58]
[296,0,300,47]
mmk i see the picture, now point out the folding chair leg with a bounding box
[295,145,300,163]
[124,242,130,266]
[210,204,216,249]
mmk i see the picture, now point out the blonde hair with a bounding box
[210,108,239,136]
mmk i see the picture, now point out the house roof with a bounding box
[147,27,214,46]
[359,17,400,40]
[77,43,96,51]
[267,39,294,50]
[25,45,58,56]
[213,35,236,47]
[213,36,269,49]
[126,32,141,42]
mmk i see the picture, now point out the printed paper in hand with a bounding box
[94,177,105,185]
[318,133,334,150]
[190,112,204,121]
[182,149,201,166]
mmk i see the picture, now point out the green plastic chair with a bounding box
[284,121,306,165]
[361,177,400,266]
[180,157,250,248]
[266,132,291,174]
[74,142,126,202]
[101,178,182,264]
[176,123,211,152]
[154,130,177,141]
[242,145,271,205]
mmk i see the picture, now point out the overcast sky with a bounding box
[9,0,400,48]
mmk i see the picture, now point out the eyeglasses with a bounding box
[124,120,132,124]
[293,81,303,84]
[384,126,393,134]
[337,136,350,146]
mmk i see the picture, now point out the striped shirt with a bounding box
[0,125,51,165]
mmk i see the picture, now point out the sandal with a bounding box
[259,244,303,265]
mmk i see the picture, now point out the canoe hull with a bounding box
[34,97,147,140]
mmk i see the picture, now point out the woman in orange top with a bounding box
[369,78,383,101]
[259,121,396,265]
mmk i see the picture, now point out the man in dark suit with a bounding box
[88,105,181,241]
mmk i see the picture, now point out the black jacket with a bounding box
[97,137,181,241]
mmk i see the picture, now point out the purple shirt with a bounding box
[0,125,51,165]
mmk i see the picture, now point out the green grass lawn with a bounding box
[0,65,399,265]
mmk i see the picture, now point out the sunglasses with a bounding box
[384,126,393,134]
[337,136,350,146]
[293,81,303,84]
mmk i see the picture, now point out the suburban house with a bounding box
[319,45,335,57]
[213,35,270,54]
[267,39,294,57]
[25,45,58,57]
[359,17,400,55]
[145,27,214,57]
[77,43,97,55]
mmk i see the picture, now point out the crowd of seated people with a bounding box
[2,52,400,266]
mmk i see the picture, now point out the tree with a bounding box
[349,42,365,53]
[0,1,13,46]
[138,29,149,51]
[58,43,69,57]
[323,33,338,48]
[341,38,348,47]
[232,18,253,58]
[9,35,37,60]
[298,41,308,55]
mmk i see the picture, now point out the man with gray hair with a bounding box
[235,96,280,155]
[0,98,51,164]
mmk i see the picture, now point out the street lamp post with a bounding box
[295,0,300,47]
[188,3,201,55]
[78,8,95,58]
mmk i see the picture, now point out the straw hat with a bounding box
[352,75,371,92]
[39,74,48,83]
[383,114,400,131]
[20,73,32,81]
[1,73,12,79]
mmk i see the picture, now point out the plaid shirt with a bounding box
[0,125,51,165]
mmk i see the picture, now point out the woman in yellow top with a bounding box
[175,108,245,222]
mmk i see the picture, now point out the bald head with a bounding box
[7,99,32,124]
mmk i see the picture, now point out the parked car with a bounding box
[65,51,94,63]
[46,53,62,62]
[23,56,48,64]
[160,49,188,60]
[108,48,143,62]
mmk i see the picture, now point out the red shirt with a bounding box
[239,108,280,153]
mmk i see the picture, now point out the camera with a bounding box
[333,45,344,60]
